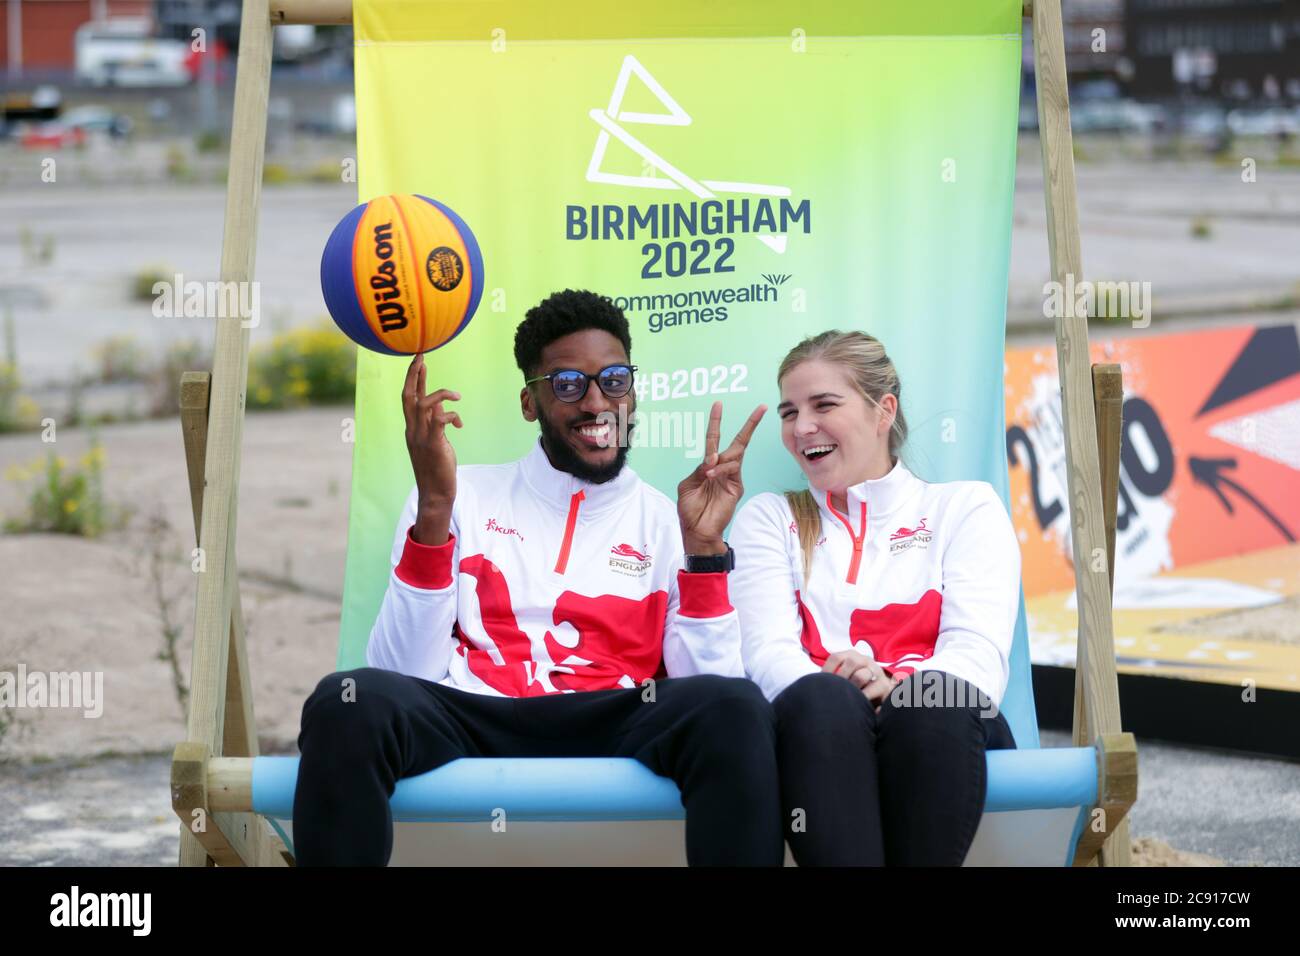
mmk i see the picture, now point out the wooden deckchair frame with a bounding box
[170,0,1137,867]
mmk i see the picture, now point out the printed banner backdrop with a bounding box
[1006,323,1300,692]
[1008,323,1300,599]
[338,1,1031,738]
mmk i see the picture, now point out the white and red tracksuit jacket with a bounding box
[366,438,742,696]
[729,460,1020,706]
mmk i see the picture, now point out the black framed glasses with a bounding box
[525,364,638,403]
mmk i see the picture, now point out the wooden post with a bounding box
[1031,0,1130,865]
[181,373,259,762]
[1091,364,1131,859]
[172,0,341,870]
[175,374,287,865]
[175,0,274,866]
[271,0,351,24]
[1075,364,1124,749]
[1071,733,1138,866]
[1093,366,1123,603]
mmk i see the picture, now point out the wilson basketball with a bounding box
[320,194,484,355]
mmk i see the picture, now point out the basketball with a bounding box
[320,194,484,355]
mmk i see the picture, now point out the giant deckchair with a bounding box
[171,0,1137,866]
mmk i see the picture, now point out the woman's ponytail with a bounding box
[784,489,821,590]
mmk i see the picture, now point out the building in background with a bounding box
[1018,0,1300,136]
[2,0,152,81]
[1063,0,1130,88]
[1023,1,1131,112]
[154,0,238,51]
[1126,0,1300,101]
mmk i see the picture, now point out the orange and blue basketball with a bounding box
[320,194,484,355]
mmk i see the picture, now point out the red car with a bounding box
[20,122,87,149]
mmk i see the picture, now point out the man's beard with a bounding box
[537,408,635,484]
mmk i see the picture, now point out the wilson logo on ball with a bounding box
[370,221,408,333]
[321,194,484,355]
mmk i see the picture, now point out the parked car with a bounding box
[1181,105,1228,139]
[19,122,87,149]
[2,85,62,123]
[75,18,191,88]
[1073,78,1122,102]
[1072,99,1166,134]
[1226,107,1300,137]
[62,105,134,139]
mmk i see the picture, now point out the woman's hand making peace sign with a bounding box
[677,400,767,555]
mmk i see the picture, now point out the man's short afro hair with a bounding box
[513,289,632,379]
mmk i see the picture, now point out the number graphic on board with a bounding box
[1006,424,1064,530]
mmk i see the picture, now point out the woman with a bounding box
[729,330,1021,866]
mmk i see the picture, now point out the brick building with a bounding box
[3,0,153,80]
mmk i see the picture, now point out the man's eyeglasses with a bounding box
[525,364,638,403]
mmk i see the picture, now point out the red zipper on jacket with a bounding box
[825,492,867,585]
[553,489,586,574]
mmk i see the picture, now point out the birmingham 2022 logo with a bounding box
[567,55,812,283]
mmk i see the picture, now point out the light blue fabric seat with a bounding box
[258,744,1100,866]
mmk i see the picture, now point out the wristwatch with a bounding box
[685,545,735,574]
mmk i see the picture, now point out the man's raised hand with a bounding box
[403,352,462,545]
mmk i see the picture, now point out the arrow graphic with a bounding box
[1188,455,1295,542]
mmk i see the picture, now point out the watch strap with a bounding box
[684,545,735,573]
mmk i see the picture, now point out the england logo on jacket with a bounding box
[889,518,932,554]
[609,542,653,577]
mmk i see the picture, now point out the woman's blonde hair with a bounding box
[779,330,908,586]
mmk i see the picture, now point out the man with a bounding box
[294,289,781,865]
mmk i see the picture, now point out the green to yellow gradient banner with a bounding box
[339,0,1034,741]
